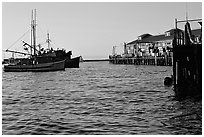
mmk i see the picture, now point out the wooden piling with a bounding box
[173,43,202,99]
[173,18,202,100]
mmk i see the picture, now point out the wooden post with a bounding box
[173,18,177,93]
[154,54,157,66]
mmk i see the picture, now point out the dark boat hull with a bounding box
[3,60,65,72]
[36,56,80,68]
[65,56,80,68]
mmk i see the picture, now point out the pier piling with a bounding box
[173,19,202,100]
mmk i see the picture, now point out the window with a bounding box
[165,32,170,36]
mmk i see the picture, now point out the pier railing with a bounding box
[109,56,173,66]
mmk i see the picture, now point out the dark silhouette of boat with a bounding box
[3,9,80,72]
[65,56,80,68]
[37,47,80,68]
[4,59,65,72]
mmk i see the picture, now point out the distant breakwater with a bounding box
[83,59,109,62]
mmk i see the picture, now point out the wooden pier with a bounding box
[173,19,202,100]
[109,56,172,66]
[173,44,202,99]
[109,18,202,100]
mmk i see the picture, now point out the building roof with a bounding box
[126,33,152,45]
[165,28,182,33]
[126,28,201,45]
[191,29,201,37]
[127,34,174,44]
[126,39,139,45]
[138,33,152,39]
[139,34,167,43]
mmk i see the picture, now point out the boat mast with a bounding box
[30,10,33,56]
[47,33,51,50]
[32,9,37,58]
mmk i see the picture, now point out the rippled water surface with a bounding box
[2,62,202,135]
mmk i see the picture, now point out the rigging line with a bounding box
[36,25,49,46]
[37,25,46,39]
[37,41,46,45]
[50,38,59,49]
[7,29,30,50]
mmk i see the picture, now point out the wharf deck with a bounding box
[109,56,172,66]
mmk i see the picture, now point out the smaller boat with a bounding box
[65,56,80,68]
[38,44,80,68]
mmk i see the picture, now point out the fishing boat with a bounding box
[36,33,80,68]
[4,60,65,72]
[37,48,81,68]
[3,9,66,72]
[65,56,80,68]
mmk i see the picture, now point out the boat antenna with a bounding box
[112,46,116,55]
[46,32,51,50]
[186,2,188,22]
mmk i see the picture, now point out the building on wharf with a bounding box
[109,27,201,66]
[110,18,202,100]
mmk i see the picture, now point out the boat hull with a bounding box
[36,56,80,68]
[65,56,80,68]
[3,60,65,72]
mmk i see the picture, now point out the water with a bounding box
[2,62,201,135]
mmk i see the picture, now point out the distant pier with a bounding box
[109,18,202,100]
[83,59,109,62]
[109,56,172,66]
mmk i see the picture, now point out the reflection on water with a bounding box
[2,62,202,135]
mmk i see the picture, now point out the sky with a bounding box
[2,2,202,60]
